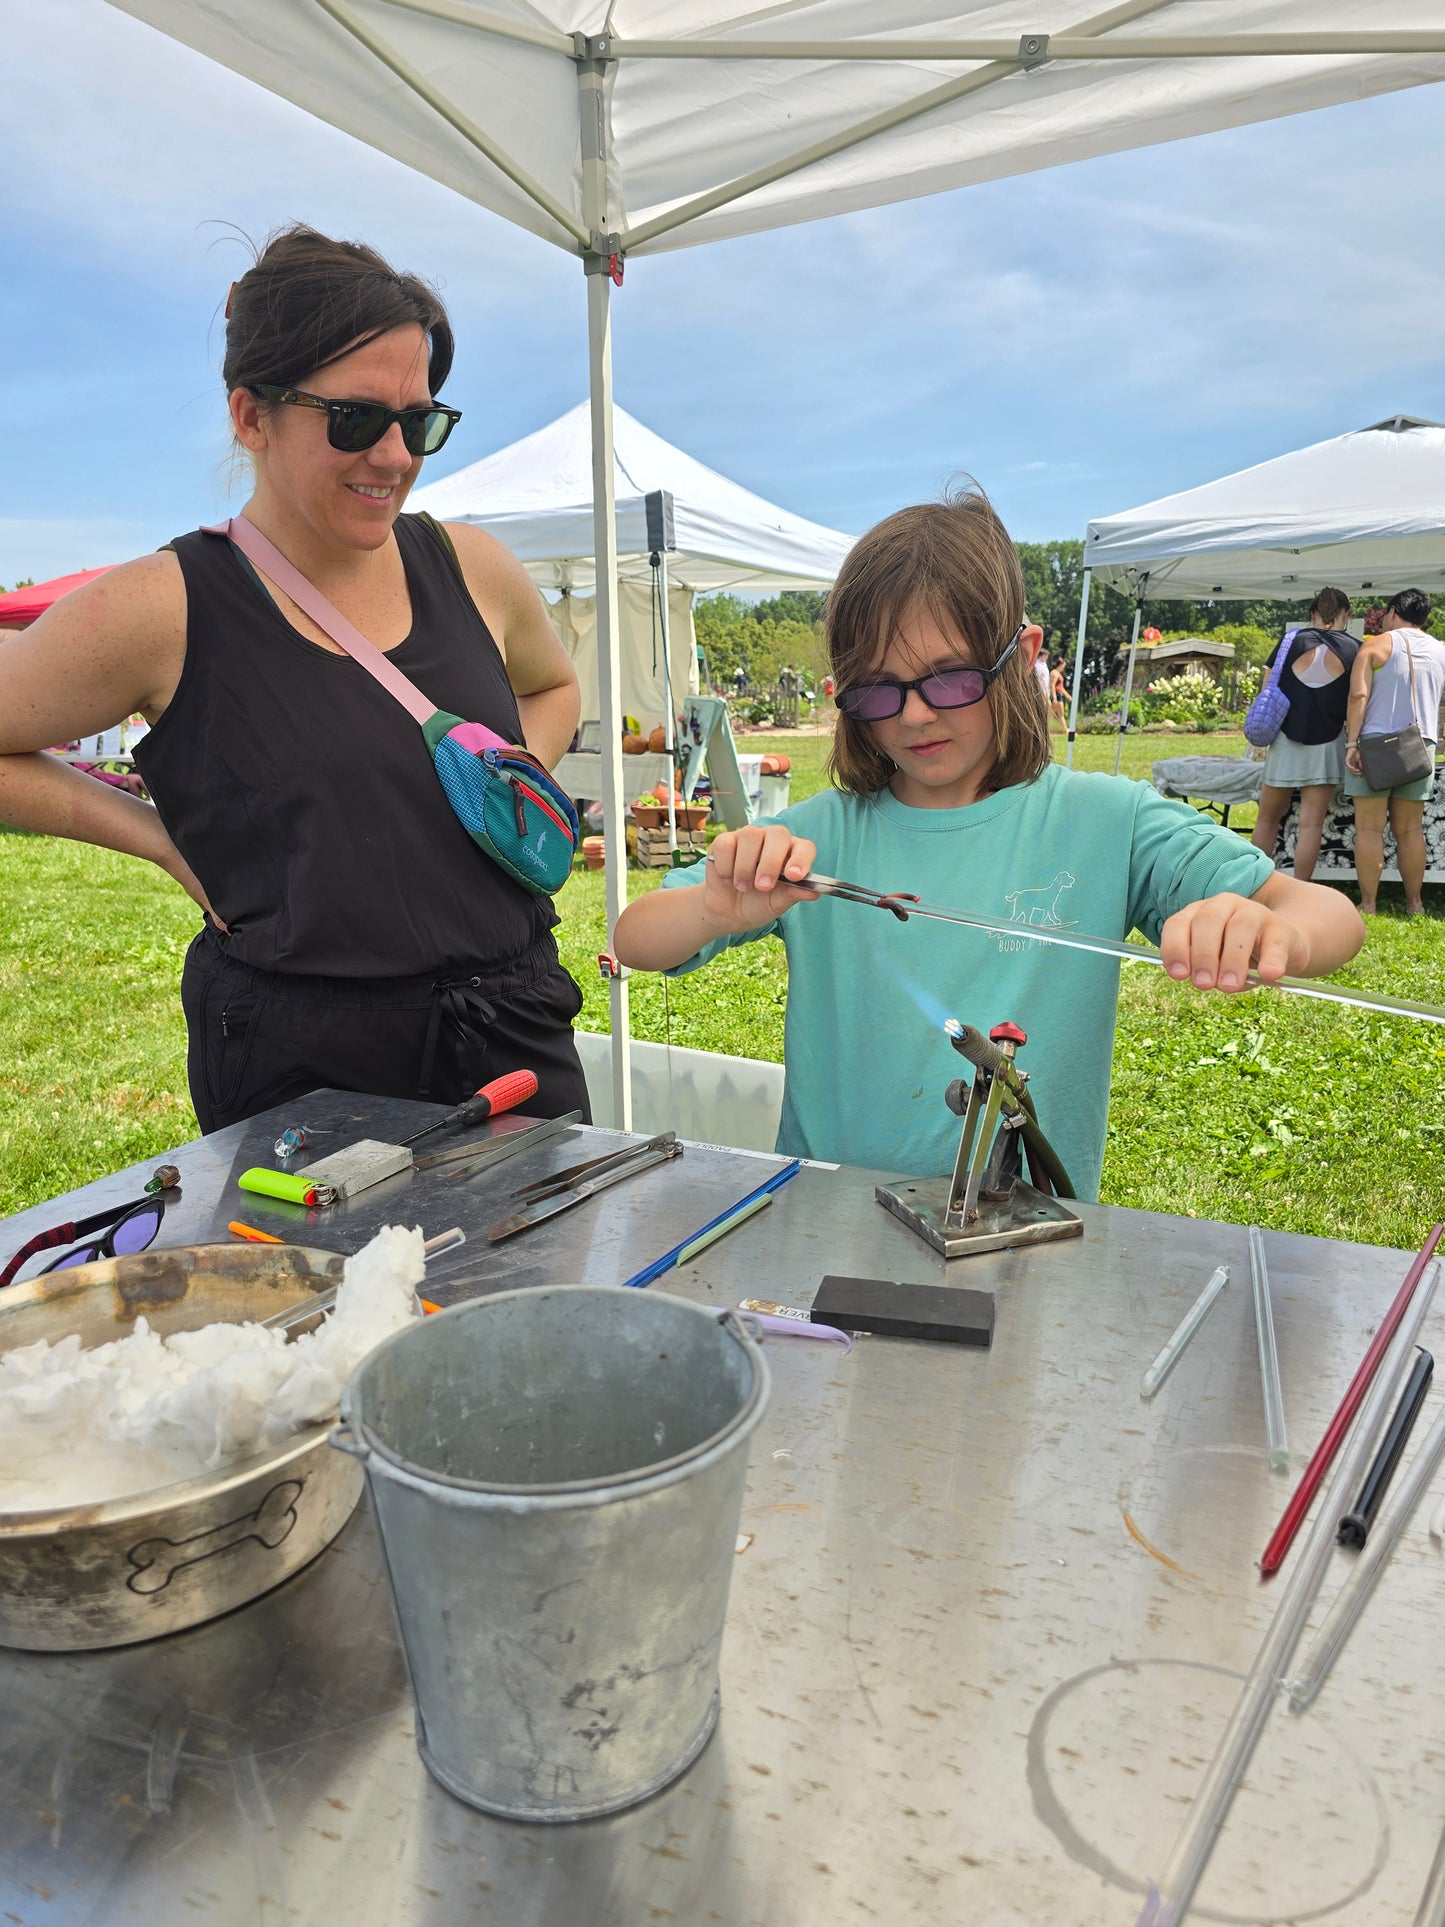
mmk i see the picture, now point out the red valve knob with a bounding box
[990,1021,1027,1046]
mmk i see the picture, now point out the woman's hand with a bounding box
[1345,742,1364,775]
[1160,890,1310,992]
[702,826,819,935]
[159,844,228,932]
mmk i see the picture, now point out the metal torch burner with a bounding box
[876,1018,1084,1261]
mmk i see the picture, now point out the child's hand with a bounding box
[704,826,819,934]
[1160,891,1310,992]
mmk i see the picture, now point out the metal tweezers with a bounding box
[510,1132,679,1206]
[487,1135,684,1243]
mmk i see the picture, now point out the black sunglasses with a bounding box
[0,1196,165,1290]
[837,626,1024,723]
[250,384,462,457]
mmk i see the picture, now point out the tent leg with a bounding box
[587,267,631,1131]
[657,550,678,852]
[1113,592,1146,777]
[1064,568,1090,769]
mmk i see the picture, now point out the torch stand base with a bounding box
[874,1178,1083,1260]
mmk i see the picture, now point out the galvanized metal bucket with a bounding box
[331,1284,768,1822]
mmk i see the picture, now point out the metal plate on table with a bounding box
[0,1244,361,1652]
[875,1175,1084,1258]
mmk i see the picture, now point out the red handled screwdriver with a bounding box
[399,1069,539,1149]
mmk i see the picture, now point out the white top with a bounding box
[1363,628,1445,743]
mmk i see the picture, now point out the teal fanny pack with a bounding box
[210,516,578,896]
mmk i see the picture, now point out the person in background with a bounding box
[1049,656,1067,730]
[0,225,588,1131]
[1345,588,1445,915]
[1250,588,1356,882]
[1033,645,1051,709]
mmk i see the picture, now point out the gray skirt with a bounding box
[1261,730,1345,791]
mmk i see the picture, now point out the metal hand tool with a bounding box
[510,1132,677,1204]
[797,870,1445,1027]
[487,1137,685,1243]
[398,1069,540,1149]
[413,1110,583,1174]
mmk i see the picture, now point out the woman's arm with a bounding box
[1159,871,1364,992]
[614,824,819,970]
[0,556,211,908]
[1344,635,1387,774]
[446,523,580,768]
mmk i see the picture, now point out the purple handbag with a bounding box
[1243,636,1293,748]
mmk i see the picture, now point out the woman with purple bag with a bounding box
[1250,588,1357,882]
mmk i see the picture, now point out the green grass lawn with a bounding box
[3,725,1442,1249]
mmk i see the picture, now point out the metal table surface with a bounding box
[2,1089,1442,1926]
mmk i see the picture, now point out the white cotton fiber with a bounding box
[0,1224,425,1513]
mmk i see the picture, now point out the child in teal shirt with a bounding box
[614,490,1364,1200]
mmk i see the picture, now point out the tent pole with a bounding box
[657,551,678,853]
[1113,589,1146,777]
[581,51,632,1132]
[587,273,630,1129]
[1064,568,1091,769]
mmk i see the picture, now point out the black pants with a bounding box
[181,927,591,1134]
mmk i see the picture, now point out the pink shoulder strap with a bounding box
[204,515,509,752]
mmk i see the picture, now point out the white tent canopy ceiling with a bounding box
[112,0,1445,1151]
[1084,416,1445,598]
[409,401,852,593]
[110,4,1445,259]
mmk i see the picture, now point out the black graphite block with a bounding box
[811,1275,994,1347]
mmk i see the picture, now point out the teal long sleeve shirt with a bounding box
[661,764,1274,1200]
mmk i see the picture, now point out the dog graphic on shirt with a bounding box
[1003,870,1078,928]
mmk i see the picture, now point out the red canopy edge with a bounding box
[0,567,115,627]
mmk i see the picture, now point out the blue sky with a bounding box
[4,1,1445,586]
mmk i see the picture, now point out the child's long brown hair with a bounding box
[825,484,1051,798]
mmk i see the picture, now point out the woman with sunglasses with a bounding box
[0,226,589,1132]
[614,489,1362,1196]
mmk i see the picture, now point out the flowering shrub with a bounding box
[1143,667,1224,726]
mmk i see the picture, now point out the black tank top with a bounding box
[1271,627,1360,746]
[136,514,555,976]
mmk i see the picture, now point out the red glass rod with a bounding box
[1260,1222,1444,1577]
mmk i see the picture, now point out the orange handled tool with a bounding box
[399,1069,539,1149]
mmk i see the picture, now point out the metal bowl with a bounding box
[0,1243,362,1652]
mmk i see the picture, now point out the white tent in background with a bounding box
[113,0,1445,1132]
[1084,415,1445,598]
[411,401,852,595]
[1065,415,1445,767]
[410,401,853,732]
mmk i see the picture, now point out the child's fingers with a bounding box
[755,831,815,893]
[727,826,777,893]
[708,830,739,882]
[1251,914,1296,984]
[1214,902,1267,990]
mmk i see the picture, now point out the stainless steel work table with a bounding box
[1,1088,1441,1925]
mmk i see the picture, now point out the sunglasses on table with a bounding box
[249,384,462,456]
[0,1195,166,1291]
[836,625,1024,722]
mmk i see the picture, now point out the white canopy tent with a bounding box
[111,0,1445,1136]
[410,399,853,730]
[410,400,853,595]
[1064,414,1445,766]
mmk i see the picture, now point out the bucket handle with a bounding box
[328,1418,370,1462]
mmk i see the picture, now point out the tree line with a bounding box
[695,543,1445,695]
